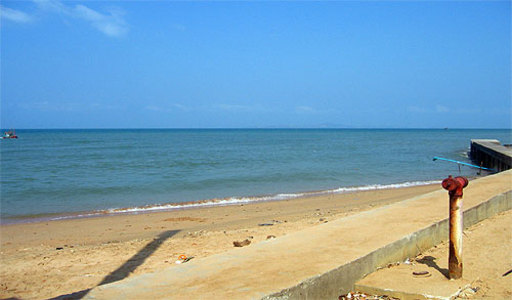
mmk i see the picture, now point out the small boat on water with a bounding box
[2,129,18,139]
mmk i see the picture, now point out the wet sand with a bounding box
[0,184,440,299]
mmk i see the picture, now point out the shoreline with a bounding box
[1,179,444,225]
[0,183,442,299]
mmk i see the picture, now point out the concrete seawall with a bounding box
[86,170,512,300]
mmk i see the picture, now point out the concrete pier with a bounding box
[470,139,512,172]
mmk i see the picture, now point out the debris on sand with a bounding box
[339,291,400,300]
[233,239,251,247]
[175,254,194,264]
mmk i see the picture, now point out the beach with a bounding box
[1,130,510,298]
[0,184,440,299]
[2,0,510,297]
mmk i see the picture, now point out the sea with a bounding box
[1,129,510,224]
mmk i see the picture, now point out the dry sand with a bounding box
[351,209,512,300]
[417,209,512,299]
[0,184,440,299]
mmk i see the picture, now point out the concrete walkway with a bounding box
[86,171,512,300]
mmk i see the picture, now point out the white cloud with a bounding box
[407,105,451,114]
[19,101,120,112]
[173,24,186,31]
[145,105,163,112]
[74,4,127,37]
[295,106,316,113]
[172,103,190,111]
[33,0,66,12]
[435,105,450,113]
[215,104,263,112]
[294,105,341,115]
[144,104,190,112]
[454,107,482,114]
[407,106,427,113]
[0,5,33,23]
[32,0,128,37]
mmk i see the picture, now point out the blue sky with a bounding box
[1,1,510,129]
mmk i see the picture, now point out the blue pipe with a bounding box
[433,156,496,172]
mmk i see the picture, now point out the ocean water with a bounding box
[1,129,510,223]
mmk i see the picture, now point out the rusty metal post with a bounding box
[441,175,468,279]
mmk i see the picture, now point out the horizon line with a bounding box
[3,127,511,130]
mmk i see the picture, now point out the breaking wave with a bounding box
[45,180,440,222]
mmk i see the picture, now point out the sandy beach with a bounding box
[0,184,440,299]
[351,209,512,299]
[2,0,509,298]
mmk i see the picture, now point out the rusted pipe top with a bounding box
[442,175,468,198]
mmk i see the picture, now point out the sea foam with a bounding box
[80,180,441,217]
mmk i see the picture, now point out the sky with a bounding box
[1,0,511,129]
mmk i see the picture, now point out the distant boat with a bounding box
[1,129,18,139]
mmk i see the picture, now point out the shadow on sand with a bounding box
[416,255,449,279]
[49,229,179,300]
